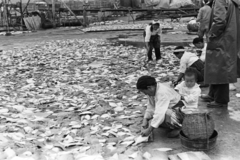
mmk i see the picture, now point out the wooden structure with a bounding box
[0,0,24,32]
[64,0,112,10]
[59,7,199,24]
[0,0,201,30]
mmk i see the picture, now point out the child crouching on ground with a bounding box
[137,76,184,138]
[173,67,201,110]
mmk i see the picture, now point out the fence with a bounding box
[22,3,61,12]
[64,0,112,10]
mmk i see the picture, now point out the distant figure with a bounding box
[143,20,162,65]
[196,0,212,40]
[193,37,207,62]
[193,37,237,89]
[83,2,89,27]
[201,0,240,108]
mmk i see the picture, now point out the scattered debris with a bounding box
[236,93,240,98]
[0,39,183,159]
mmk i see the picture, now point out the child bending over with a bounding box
[137,76,184,138]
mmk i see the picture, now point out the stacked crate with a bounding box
[192,0,202,7]
[36,4,48,10]
[90,0,112,9]
[25,3,35,12]
[65,1,84,10]
[65,0,112,10]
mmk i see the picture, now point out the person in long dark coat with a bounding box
[201,0,240,108]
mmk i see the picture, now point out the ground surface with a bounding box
[0,23,240,160]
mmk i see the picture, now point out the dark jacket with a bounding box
[205,0,240,84]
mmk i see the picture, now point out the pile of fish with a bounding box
[0,39,183,160]
[83,22,186,32]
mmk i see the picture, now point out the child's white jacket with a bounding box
[175,81,201,109]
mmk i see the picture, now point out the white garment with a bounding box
[175,81,201,109]
[144,83,181,128]
[200,43,207,62]
[144,24,161,42]
[179,52,199,73]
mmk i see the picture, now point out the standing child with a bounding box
[174,67,201,110]
[144,20,162,64]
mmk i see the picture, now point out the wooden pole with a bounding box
[52,0,56,28]
[0,0,2,27]
[4,0,10,32]
[19,0,23,30]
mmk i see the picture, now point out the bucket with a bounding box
[180,130,218,151]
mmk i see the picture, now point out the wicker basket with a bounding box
[182,110,215,140]
[180,130,218,151]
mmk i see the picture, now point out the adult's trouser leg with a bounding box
[154,48,161,60]
[209,84,230,104]
[237,56,240,77]
[208,85,214,98]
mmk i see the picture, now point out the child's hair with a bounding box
[203,0,209,4]
[185,67,197,81]
[149,23,160,32]
[137,76,157,90]
[173,46,185,55]
[193,37,204,44]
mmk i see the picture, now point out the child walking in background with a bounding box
[174,67,201,110]
[144,20,162,64]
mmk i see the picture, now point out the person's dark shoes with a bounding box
[200,94,214,102]
[207,101,228,108]
[167,129,181,138]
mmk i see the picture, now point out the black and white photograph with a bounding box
[0,0,239,159]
